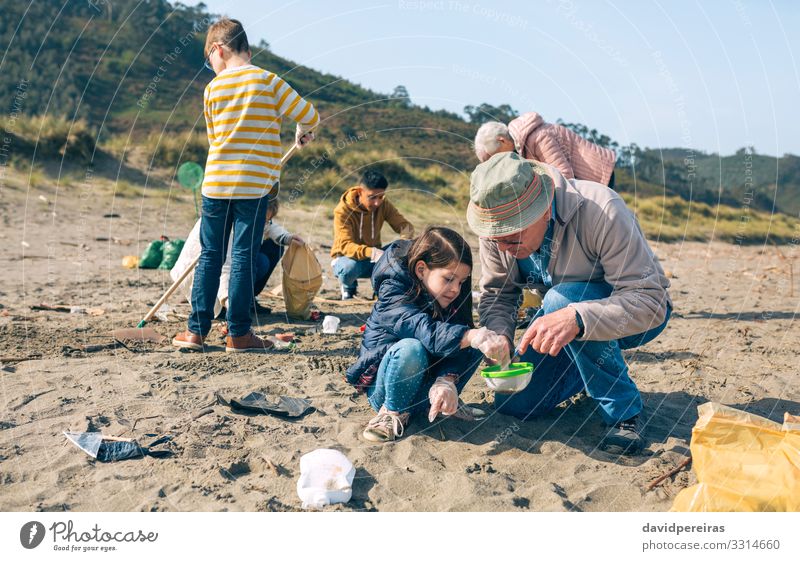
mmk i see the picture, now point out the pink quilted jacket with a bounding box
[508,112,616,185]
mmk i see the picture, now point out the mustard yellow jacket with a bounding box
[330,186,414,260]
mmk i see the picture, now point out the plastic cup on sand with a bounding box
[322,315,340,334]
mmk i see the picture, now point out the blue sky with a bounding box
[193,0,799,156]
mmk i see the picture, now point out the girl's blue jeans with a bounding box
[495,281,671,424]
[367,339,480,415]
[188,195,269,338]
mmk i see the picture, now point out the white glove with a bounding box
[428,377,458,422]
[369,248,384,263]
[470,327,511,369]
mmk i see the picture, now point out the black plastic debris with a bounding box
[229,392,313,418]
[64,432,173,462]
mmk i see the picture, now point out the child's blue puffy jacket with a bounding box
[344,239,481,391]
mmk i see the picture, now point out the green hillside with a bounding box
[1,0,798,243]
[0,0,476,171]
[622,148,800,216]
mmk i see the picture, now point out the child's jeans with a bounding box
[367,339,479,415]
[188,195,269,338]
[253,238,284,297]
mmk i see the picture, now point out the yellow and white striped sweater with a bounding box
[201,64,319,199]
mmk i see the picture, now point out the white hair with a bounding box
[474,121,512,162]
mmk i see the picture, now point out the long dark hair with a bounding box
[405,226,474,327]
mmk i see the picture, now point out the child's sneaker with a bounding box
[363,407,409,442]
[341,286,354,300]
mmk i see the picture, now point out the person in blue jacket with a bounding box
[345,226,508,442]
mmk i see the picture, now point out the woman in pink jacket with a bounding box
[474,112,617,188]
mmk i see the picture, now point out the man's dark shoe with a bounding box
[602,415,644,455]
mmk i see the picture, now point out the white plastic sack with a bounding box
[296,449,355,509]
[170,220,230,318]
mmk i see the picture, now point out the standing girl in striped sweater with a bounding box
[173,17,318,353]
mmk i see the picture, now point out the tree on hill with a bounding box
[463,103,519,125]
[389,85,412,107]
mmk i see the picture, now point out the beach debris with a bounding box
[229,392,312,419]
[296,449,355,509]
[103,213,120,218]
[646,456,692,491]
[121,255,139,269]
[671,403,800,511]
[264,335,295,351]
[31,303,70,312]
[0,354,42,364]
[63,432,172,462]
[29,303,104,315]
[193,407,214,420]
[264,458,281,476]
[153,303,171,323]
[110,327,167,345]
[81,342,121,353]
[275,332,295,343]
[322,315,340,334]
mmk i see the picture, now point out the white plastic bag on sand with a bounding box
[322,315,340,334]
[170,220,231,318]
[296,449,355,509]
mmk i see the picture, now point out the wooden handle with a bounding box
[140,254,200,325]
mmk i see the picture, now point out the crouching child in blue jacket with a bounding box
[345,226,508,442]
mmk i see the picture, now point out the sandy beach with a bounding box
[1,178,798,512]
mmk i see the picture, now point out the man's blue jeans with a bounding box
[367,339,480,415]
[332,256,374,293]
[188,195,269,338]
[495,281,671,424]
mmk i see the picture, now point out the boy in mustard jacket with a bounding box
[330,170,414,299]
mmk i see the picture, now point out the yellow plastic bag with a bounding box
[121,255,139,269]
[671,402,800,512]
[281,243,322,320]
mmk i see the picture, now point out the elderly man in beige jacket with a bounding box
[468,152,671,455]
